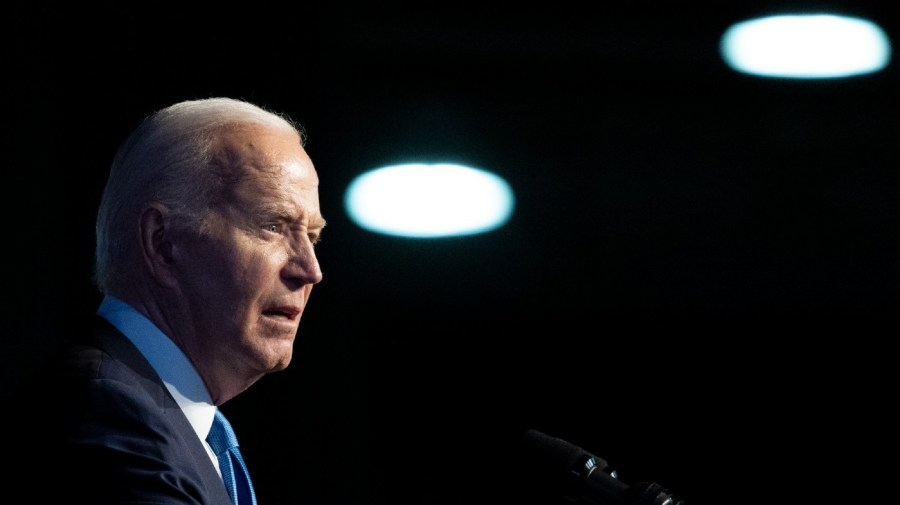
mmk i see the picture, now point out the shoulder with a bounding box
[3,320,230,503]
[14,316,171,410]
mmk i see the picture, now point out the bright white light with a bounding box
[344,163,515,238]
[721,14,891,78]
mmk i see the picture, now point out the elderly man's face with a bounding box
[174,124,325,388]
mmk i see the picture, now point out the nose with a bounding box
[281,236,323,288]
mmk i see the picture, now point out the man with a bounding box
[5,97,325,503]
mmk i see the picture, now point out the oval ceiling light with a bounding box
[721,14,891,78]
[344,163,515,238]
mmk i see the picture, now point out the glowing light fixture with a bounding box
[721,14,891,78]
[344,163,515,238]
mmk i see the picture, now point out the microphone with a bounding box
[520,429,685,505]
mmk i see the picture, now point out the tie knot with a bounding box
[207,409,239,456]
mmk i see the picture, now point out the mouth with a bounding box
[262,305,301,321]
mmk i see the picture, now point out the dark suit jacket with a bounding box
[4,316,233,504]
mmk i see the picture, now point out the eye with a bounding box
[309,233,321,245]
[264,224,281,233]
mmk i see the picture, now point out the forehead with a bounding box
[219,125,322,219]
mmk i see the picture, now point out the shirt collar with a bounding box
[96,294,216,440]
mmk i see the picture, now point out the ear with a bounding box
[138,203,178,287]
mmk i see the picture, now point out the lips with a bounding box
[262,305,301,321]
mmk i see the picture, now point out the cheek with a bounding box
[189,244,258,298]
[236,249,287,288]
[180,245,233,293]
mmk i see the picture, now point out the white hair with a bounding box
[93,97,305,292]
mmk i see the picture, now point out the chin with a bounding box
[266,345,294,372]
[247,336,294,373]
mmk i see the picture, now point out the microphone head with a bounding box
[522,429,591,469]
[518,429,683,505]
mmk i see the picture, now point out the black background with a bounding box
[2,2,896,504]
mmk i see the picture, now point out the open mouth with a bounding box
[263,306,300,321]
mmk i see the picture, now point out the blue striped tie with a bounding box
[207,409,258,505]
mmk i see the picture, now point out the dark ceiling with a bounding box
[3,3,896,505]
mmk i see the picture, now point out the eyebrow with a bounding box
[310,216,327,232]
[255,202,326,228]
